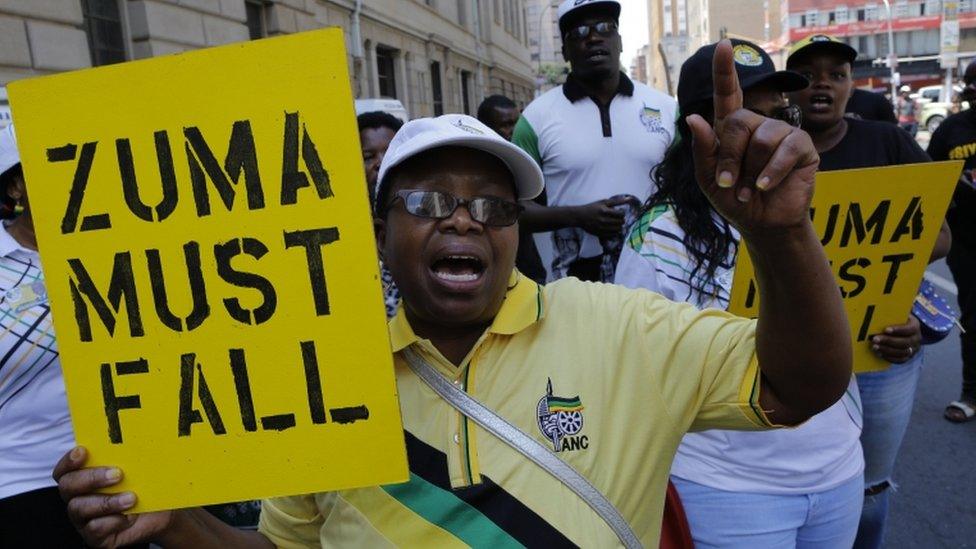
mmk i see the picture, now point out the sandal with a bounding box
[944,400,976,423]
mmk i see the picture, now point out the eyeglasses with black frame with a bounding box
[384,190,523,227]
[748,103,803,128]
[563,20,618,41]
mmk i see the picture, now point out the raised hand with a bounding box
[686,40,820,238]
[54,447,173,548]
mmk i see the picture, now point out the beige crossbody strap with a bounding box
[401,347,642,549]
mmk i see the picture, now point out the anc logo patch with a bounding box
[537,378,588,452]
[732,44,764,67]
[640,104,665,134]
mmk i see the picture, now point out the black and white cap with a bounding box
[557,0,621,33]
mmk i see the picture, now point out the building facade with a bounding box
[526,0,559,66]
[0,0,536,117]
[643,0,774,95]
[779,0,976,89]
[630,43,650,84]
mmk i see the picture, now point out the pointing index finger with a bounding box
[713,39,743,124]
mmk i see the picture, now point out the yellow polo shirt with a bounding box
[259,273,773,547]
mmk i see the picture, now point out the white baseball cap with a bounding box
[557,0,621,30]
[375,114,543,209]
[0,125,19,177]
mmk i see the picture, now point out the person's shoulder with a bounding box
[626,204,681,252]
[847,117,908,142]
[850,117,929,161]
[544,277,638,305]
[937,109,972,131]
[632,82,677,108]
[847,116,895,132]
[523,86,568,115]
[859,88,889,105]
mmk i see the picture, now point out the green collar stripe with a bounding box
[382,473,524,549]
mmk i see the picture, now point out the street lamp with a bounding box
[882,0,897,101]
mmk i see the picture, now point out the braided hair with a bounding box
[643,101,737,305]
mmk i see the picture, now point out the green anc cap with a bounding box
[787,34,858,66]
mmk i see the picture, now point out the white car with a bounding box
[0,87,10,129]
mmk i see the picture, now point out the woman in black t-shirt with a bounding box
[926,69,976,423]
[786,35,951,549]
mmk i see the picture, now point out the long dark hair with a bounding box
[644,101,737,305]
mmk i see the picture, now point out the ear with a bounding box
[561,43,569,63]
[6,175,24,202]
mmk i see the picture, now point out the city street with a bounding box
[888,260,976,548]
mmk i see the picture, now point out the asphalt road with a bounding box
[886,260,976,548]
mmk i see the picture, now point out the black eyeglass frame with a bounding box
[384,189,523,227]
[563,20,618,41]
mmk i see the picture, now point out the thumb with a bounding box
[604,195,632,207]
[687,114,719,191]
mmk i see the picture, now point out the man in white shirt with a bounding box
[513,0,676,282]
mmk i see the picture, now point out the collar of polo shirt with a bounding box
[562,71,635,103]
[389,270,544,352]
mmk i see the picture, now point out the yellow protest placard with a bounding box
[728,161,960,373]
[8,28,408,512]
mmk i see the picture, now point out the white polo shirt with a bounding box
[513,73,676,264]
[0,224,74,499]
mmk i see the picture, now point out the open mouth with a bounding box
[430,255,486,283]
[809,93,834,110]
[586,49,610,62]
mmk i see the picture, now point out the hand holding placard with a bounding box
[10,28,408,513]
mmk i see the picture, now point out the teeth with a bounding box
[434,271,480,282]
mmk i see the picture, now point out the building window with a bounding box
[245,0,268,39]
[457,0,467,26]
[835,5,849,24]
[461,70,472,115]
[81,0,126,66]
[431,62,444,116]
[893,0,909,18]
[376,47,397,98]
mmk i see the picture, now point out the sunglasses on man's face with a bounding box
[386,190,522,227]
[748,104,803,128]
[564,20,618,41]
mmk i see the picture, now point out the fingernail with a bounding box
[872,336,880,343]
[757,176,770,190]
[737,187,751,203]
[105,468,122,482]
[885,327,893,334]
[116,492,136,508]
[718,171,734,188]
[872,345,880,351]
[70,447,82,461]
